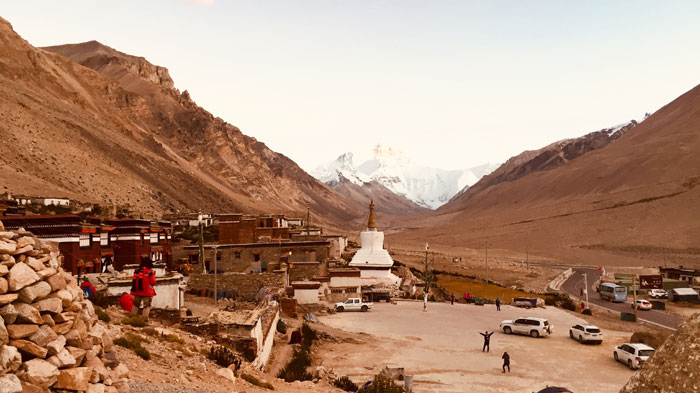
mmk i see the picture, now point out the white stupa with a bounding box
[349,201,399,283]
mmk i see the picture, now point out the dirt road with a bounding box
[318,301,635,393]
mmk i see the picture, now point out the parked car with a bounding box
[569,324,603,344]
[648,289,667,299]
[613,343,655,369]
[500,317,552,338]
[632,299,653,310]
[335,298,373,312]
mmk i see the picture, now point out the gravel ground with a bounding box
[129,381,231,393]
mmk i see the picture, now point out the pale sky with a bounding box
[2,1,700,170]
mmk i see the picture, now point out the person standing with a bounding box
[466,292,471,304]
[130,256,156,321]
[451,293,455,305]
[480,331,494,352]
[495,298,501,311]
[502,352,511,373]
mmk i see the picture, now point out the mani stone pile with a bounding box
[0,222,129,393]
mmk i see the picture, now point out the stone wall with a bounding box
[187,273,283,301]
[0,222,128,393]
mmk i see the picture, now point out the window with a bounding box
[254,254,261,262]
[150,232,158,244]
[100,233,109,247]
[586,328,601,333]
[638,350,654,357]
[79,233,91,248]
[140,233,144,246]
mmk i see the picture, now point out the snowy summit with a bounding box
[312,145,498,209]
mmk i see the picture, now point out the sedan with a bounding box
[631,299,652,310]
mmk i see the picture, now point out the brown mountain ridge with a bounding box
[0,16,361,224]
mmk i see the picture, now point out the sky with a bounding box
[2,1,700,171]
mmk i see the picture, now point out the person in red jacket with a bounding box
[130,256,156,320]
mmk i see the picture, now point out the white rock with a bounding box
[0,344,22,373]
[7,262,40,291]
[0,373,22,393]
[22,358,60,388]
[216,367,236,383]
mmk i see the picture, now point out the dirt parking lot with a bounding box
[317,301,636,393]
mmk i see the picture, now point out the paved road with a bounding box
[561,267,682,331]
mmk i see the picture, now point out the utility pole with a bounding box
[198,212,205,274]
[423,242,429,312]
[583,273,589,309]
[213,245,218,304]
[633,275,638,322]
[485,241,489,284]
[526,245,529,271]
[305,204,310,240]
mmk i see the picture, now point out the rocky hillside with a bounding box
[395,85,700,267]
[0,16,360,223]
[329,174,429,216]
[446,120,639,207]
[620,312,700,393]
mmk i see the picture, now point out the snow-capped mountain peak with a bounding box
[312,145,498,209]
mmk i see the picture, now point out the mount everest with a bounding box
[312,145,498,210]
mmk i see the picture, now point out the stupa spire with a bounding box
[368,200,376,230]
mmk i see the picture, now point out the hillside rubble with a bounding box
[619,312,700,393]
[0,220,127,393]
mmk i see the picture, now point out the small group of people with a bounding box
[480,330,511,373]
[448,292,502,311]
[119,256,157,321]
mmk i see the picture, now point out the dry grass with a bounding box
[437,274,552,302]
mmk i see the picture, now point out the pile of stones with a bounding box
[0,222,129,393]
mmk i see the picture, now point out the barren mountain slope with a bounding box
[328,174,429,216]
[394,85,700,267]
[0,16,360,223]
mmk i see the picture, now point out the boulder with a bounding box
[0,241,16,254]
[16,236,36,249]
[53,312,74,324]
[216,367,236,383]
[88,383,107,393]
[14,303,43,324]
[112,379,130,393]
[41,314,55,327]
[50,289,73,308]
[85,354,109,382]
[22,358,59,388]
[7,263,40,292]
[11,245,33,255]
[0,277,7,294]
[0,294,19,306]
[101,350,119,368]
[54,367,91,391]
[33,298,63,314]
[52,321,73,335]
[65,346,86,365]
[11,339,48,358]
[7,324,38,339]
[18,281,52,303]
[25,256,44,271]
[0,264,8,276]
[46,334,66,356]
[112,363,129,379]
[29,324,58,347]
[0,317,6,345]
[47,348,76,369]
[46,273,66,292]
[36,268,56,280]
[19,381,48,393]
[0,303,17,324]
[0,344,21,373]
[0,374,22,393]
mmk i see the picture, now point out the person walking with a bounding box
[130,256,157,321]
[451,293,455,305]
[502,352,511,373]
[480,331,494,352]
[495,298,501,311]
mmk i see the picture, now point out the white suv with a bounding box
[614,343,655,369]
[500,317,552,338]
[648,289,667,299]
[569,324,603,344]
